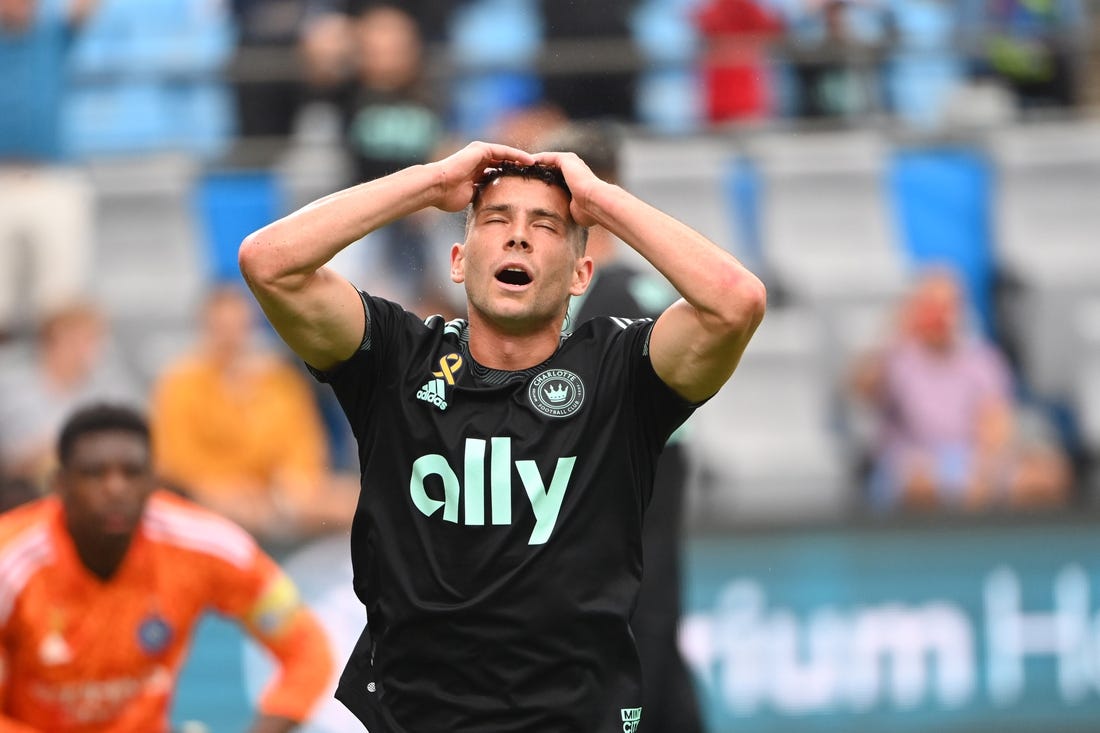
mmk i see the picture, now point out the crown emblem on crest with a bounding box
[544,384,570,403]
[529,368,584,418]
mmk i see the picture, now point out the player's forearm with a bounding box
[239,163,441,293]
[254,612,334,724]
[586,182,767,334]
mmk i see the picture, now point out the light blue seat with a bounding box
[64,0,234,159]
[447,0,542,138]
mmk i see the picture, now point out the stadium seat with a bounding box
[631,0,703,133]
[87,153,204,382]
[1074,299,1100,480]
[685,306,852,526]
[447,0,542,138]
[619,133,742,258]
[65,0,234,159]
[745,127,910,403]
[888,146,997,335]
[748,128,909,307]
[193,170,282,284]
[988,120,1100,404]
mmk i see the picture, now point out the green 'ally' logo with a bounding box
[409,437,575,545]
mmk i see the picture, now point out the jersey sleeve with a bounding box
[307,292,419,440]
[0,512,49,733]
[211,546,334,721]
[611,318,699,454]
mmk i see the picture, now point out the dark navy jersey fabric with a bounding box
[313,293,695,732]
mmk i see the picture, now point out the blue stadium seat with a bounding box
[888,147,996,335]
[194,171,283,285]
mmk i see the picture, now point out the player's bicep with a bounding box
[246,267,365,371]
[649,298,758,403]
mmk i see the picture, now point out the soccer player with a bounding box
[0,403,333,732]
[238,141,767,731]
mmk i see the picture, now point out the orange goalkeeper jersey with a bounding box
[0,491,333,733]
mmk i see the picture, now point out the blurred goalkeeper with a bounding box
[0,403,333,732]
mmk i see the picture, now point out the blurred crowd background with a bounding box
[2,0,1100,730]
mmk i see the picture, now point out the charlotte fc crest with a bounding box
[528,369,585,418]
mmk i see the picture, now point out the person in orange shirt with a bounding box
[150,285,356,540]
[0,403,334,732]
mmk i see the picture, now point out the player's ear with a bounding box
[570,255,593,297]
[450,243,466,284]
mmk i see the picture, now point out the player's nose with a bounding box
[100,466,132,499]
[504,234,531,251]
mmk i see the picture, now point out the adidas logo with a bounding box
[416,378,448,411]
[544,384,569,403]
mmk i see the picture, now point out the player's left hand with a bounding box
[532,151,603,228]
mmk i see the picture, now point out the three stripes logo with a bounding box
[416,353,463,412]
[416,377,448,411]
[610,317,640,330]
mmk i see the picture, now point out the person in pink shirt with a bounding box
[851,267,1071,511]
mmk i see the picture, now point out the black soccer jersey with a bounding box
[313,293,697,733]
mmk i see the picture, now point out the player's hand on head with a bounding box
[430,141,536,213]
[532,151,602,227]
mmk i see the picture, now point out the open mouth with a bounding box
[496,267,532,286]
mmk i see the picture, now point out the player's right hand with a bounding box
[429,141,536,213]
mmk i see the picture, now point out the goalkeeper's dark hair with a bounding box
[57,403,150,468]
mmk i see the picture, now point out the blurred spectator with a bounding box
[297,9,355,122]
[0,0,96,340]
[0,402,334,730]
[538,0,641,121]
[230,0,313,140]
[491,100,568,152]
[694,0,785,123]
[850,267,1072,512]
[150,286,357,541]
[345,4,443,184]
[342,3,445,307]
[542,121,704,733]
[882,0,968,128]
[349,0,456,43]
[959,0,1087,110]
[0,301,143,490]
[788,0,892,119]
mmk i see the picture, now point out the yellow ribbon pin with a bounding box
[432,354,463,386]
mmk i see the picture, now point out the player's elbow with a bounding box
[238,231,270,283]
[239,230,293,292]
[713,269,767,337]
